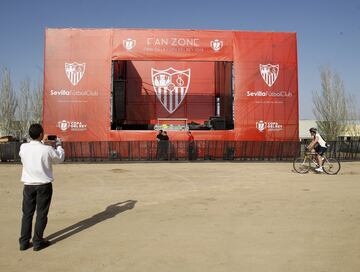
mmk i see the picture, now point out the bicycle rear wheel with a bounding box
[323,158,341,175]
[293,157,311,173]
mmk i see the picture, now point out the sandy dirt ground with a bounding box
[0,161,360,272]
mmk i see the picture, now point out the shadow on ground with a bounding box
[47,200,137,245]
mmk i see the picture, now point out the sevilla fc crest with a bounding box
[65,62,85,86]
[259,64,279,87]
[210,39,223,51]
[256,120,266,132]
[57,120,70,131]
[123,38,136,50]
[151,67,191,114]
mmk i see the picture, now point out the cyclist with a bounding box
[307,127,327,172]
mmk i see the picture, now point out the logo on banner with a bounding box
[256,120,266,132]
[58,120,70,131]
[65,62,86,86]
[210,39,223,51]
[57,120,87,131]
[256,120,283,132]
[123,38,136,50]
[151,67,191,114]
[259,64,279,87]
[246,91,292,97]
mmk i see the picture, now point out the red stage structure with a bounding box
[43,28,298,143]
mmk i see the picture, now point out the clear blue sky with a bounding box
[0,0,359,119]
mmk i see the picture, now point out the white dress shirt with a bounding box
[19,141,65,185]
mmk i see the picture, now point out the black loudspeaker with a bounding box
[188,124,201,130]
[210,117,226,130]
[113,81,126,121]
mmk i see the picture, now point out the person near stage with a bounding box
[156,130,164,160]
[161,131,169,159]
[187,131,195,160]
[156,130,163,142]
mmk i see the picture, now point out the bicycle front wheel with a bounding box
[293,157,311,173]
[323,158,341,175]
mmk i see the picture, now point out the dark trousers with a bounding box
[19,183,53,247]
[157,141,169,160]
[188,145,194,160]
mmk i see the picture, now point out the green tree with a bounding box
[18,78,32,139]
[17,78,43,139]
[0,67,18,136]
[312,66,358,140]
[31,80,43,124]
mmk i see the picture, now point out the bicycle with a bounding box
[293,151,341,175]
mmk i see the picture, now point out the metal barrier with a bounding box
[0,142,21,162]
[1,140,359,162]
[36,139,360,162]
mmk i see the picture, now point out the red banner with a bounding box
[43,28,298,142]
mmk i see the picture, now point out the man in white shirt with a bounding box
[307,127,327,172]
[19,124,65,251]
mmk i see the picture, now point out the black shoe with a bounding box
[20,242,32,251]
[33,240,51,251]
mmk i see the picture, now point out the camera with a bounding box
[47,135,57,141]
